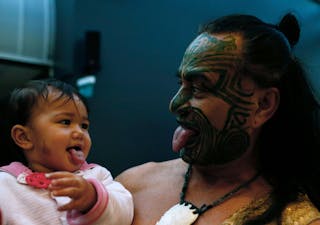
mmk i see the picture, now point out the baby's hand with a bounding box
[47,172,97,213]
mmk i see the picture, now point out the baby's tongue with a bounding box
[172,126,195,152]
[69,149,85,165]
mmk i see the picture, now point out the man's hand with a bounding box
[47,172,97,213]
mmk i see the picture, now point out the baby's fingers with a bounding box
[46,171,73,180]
[51,187,81,199]
[48,176,82,190]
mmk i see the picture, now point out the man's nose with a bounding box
[169,88,191,113]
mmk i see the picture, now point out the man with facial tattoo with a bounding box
[116,13,320,225]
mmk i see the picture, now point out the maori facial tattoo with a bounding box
[170,33,256,165]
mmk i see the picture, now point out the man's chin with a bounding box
[180,147,215,166]
[180,148,196,164]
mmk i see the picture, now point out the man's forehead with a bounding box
[179,32,242,77]
[185,32,241,55]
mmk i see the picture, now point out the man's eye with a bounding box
[191,84,210,98]
[191,85,202,94]
[60,120,71,125]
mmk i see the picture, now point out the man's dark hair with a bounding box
[201,13,320,224]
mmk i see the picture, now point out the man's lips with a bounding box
[172,123,198,152]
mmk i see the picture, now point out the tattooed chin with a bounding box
[177,108,216,165]
[181,125,216,165]
[181,127,250,165]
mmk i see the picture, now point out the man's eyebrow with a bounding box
[184,72,209,82]
[175,71,209,81]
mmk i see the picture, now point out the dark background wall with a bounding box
[55,0,320,176]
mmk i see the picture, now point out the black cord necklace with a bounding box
[156,164,260,225]
[181,164,260,215]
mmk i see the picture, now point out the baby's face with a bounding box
[24,90,91,172]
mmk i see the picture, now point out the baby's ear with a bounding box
[253,87,280,128]
[11,125,33,150]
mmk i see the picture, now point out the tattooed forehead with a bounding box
[179,32,240,76]
[173,32,254,116]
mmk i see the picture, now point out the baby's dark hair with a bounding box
[1,78,88,166]
[8,78,89,126]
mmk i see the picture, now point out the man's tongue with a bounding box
[172,126,195,152]
[69,149,85,165]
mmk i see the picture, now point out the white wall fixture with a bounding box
[0,0,55,66]
[0,0,56,98]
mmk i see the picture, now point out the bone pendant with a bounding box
[156,202,199,225]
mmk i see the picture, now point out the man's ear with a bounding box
[11,125,33,150]
[253,87,280,128]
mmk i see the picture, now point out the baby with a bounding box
[0,78,133,225]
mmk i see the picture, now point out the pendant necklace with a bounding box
[156,164,260,225]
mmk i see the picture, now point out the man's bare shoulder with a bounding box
[115,159,185,192]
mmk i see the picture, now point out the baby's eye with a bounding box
[81,123,89,130]
[60,119,71,125]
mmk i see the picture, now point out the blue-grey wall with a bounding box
[55,0,320,175]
